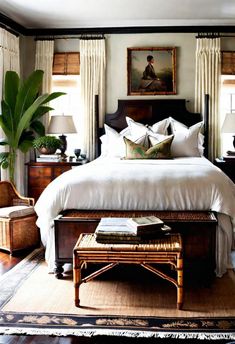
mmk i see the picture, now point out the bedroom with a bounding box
[0,0,235,343]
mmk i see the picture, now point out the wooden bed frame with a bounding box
[54,96,217,281]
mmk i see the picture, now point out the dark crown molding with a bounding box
[0,12,26,35]
[2,12,235,36]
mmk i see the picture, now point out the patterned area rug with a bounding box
[0,249,235,340]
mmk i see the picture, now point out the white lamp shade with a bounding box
[221,113,235,133]
[48,115,77,134]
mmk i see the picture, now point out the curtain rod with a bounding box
[196,32,235,38]
[196,32,220,38]
[35,34,105,41]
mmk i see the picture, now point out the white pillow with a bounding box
[126,116,170,141]
[99,134,108,156]
[198,133,205,156]
[169,117,204,157]
[148,133,174,146]
[102,124,148,158]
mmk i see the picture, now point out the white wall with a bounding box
[21,33,235,117]
[106,33,196,113]
[21,33,197,114]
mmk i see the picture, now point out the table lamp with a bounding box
[221,113,235,154]
[48,115,77,159]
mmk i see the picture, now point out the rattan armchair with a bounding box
[0,181,39,254]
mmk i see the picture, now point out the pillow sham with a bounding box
[102,124,148,158]
[169,118,204,157]
[126,116,170,141]
[124,136,174,159]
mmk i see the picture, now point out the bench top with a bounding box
[59,210,217,223]
[74,233,182,253]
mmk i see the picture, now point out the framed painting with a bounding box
[127,47,176,95]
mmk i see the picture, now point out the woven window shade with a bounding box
[221,51,235,75]
[53,52,80,75]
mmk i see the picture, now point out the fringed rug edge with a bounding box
[0,327,235,340]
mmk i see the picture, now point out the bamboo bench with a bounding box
[73,233,184,310]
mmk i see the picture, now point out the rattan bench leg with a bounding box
[177,257,183,310]
[73,256,82,307]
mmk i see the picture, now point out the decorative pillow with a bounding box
[126,116,170,141]
[124,136,174,159]
[169,118,204,157]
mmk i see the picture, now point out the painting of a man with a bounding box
[139,55,167,92]
[127,48,176,95]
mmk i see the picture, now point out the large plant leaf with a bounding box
[19,130,34,143]
[14,93,49,146]
[14,70,44,123]
[19,139,34,153]
[31,106,54,121]
[4,71,19,116]
[40,92,66,105]
[0,114,13,146]
[18,131,35,152]
[0,152,9,169]
[1,100,14,136]
[30,120,45,136]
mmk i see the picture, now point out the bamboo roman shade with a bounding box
[53,52,80,75]
[221,51,235,75]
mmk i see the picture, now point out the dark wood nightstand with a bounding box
[214,157,235,183]
[25,160,87,201]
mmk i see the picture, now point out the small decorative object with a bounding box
[74,148,81,161]
[80,153,86,160]
[127,47,176,95]
[33,136,62,155]
[48,115,77,160]
[221,113,235,153]
[69,156,74,162]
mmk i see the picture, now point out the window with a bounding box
[220,75,235,155]
[53,53,80,75]
[51,74,81,157]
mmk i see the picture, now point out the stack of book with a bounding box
[126,216,171,237]
[95,216,171,244]
[36,154,61,162]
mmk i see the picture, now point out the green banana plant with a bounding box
[0,69,65,184]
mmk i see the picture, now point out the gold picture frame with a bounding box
[127,47,176,95]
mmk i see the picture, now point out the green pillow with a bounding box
[123,136,174,159]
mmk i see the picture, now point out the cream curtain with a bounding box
[0,28,22,191]
[35,40,54,131]
[80,38,106,161]
[195,37,221,161]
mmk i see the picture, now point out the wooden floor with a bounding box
[0,250,231,344]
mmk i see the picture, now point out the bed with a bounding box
[34,97,235,279]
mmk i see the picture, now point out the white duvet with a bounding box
[35,157,235,276]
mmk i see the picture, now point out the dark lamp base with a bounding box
[59,134,67,156]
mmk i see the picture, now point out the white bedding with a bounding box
[35,156,235,276]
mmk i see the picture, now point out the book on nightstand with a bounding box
[36,154,61,162]
[223,153,235,162]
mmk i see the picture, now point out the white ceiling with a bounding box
[0,0,235,29]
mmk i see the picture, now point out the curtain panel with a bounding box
[195,37,221,161]
[0,28,21,191]
[35,40,54,132]
[80,39,106,161]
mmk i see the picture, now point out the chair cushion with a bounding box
[0,205,35,219]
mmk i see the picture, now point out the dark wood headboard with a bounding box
[104,96,209,158]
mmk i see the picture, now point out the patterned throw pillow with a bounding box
[123,136,174,159]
